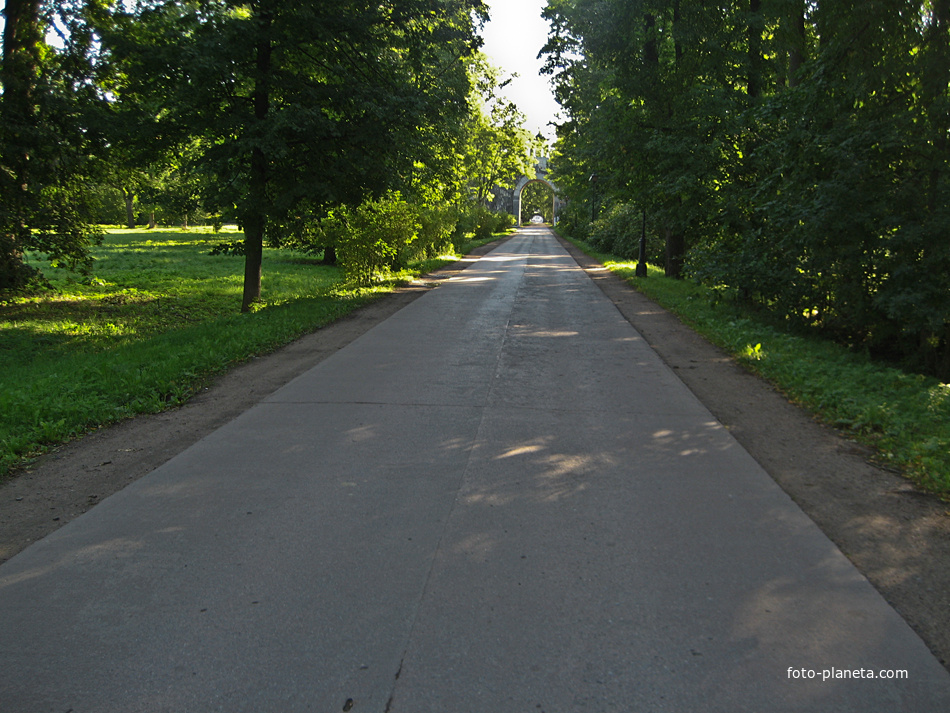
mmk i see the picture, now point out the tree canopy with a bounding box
[0,0,109,290]
[104,0,490,310]
[2,0,541,310]
[542,0,950,379]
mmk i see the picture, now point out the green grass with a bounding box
[562,234,950,498]
[1,227,503,477]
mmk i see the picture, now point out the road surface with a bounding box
[2,227,948,711]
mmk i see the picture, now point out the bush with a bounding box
[411,205,457,261]
[450,206,477,248]
[271,199,509,288]
[449,204,512,248]
[556,200,592,241]
[336,194,420,285]
[0,234,45,292]
[472,205,498,241]
[494,211,515,233]
[208,240,246,256]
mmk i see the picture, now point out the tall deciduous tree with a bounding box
[542,0,950,378]
[106,0,487,311]
[543,0,746,276]
[0,0,104,290]
[462,57,536,206]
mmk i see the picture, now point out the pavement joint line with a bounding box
[260,400,679,416]
[380,235,534,710]
[261,400,485,408]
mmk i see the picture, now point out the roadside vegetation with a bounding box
[544,3,950,383]
[0,225,508,477]
[0,1,532,479]
[561,234,950,499]
[541,2,950,497]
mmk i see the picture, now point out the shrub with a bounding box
[493,211,515,233]
[336,194,420,285]
[556,200,592,241]
[469,204,513,241]
[412,205,457,261]
[451,206,477,249]
[449,204,512,248]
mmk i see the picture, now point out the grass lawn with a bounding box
[1,227,496,476]
[561,234,950,498]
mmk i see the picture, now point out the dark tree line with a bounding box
[542,1,950,378]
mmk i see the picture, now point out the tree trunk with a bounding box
[937,326,950,384]
[747,0,763,98]
[664,225,685,278]
[672,0,683,63]
[925,0,950,214]
[643,13,659,74]
[123,189,136,229]
[241,2,273,313]
[242,194,265,312]
[0,0,42,289]
[1,0,40,193]
[921,0,950,377]
[147,212,157,229]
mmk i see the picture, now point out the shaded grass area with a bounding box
[562,234,950,498]
[1,228,500,476]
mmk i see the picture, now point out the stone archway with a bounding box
[514,175,560,227]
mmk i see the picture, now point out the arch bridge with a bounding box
[511,156,564,227]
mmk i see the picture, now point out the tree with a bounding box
[461,57,537,207]
[542,0,745,276]
[541,0,950,378]
[106,0,488,311]
[0,0,105,290]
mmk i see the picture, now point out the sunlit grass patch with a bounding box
[1,226,509,477]
[0,228,348,475]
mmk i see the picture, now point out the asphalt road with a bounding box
[2,227,949,712]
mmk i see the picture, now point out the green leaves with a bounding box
[100,0,488,308]
[546,0,950,379]
[0,0,110,291]
[334,194,421,286]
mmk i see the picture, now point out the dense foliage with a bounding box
[103,0,492,310]
[0,0,108,291]
[542,0,950,379]
[1,1,530,310]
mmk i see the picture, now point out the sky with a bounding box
[479,0,562,144]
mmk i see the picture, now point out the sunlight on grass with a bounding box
[0,228,349,475]
[0,226,507,477]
